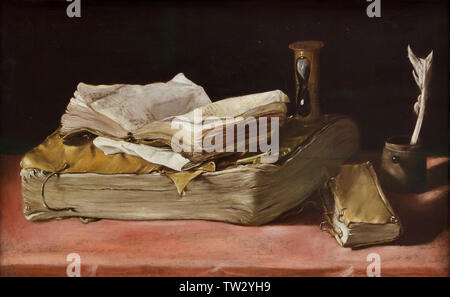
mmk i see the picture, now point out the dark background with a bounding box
[1,0,448,154]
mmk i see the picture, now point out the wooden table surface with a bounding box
[0,154,448,276]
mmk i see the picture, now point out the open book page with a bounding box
[181,89,289,122]
[60,92,130,139]
[133,90,289,140]
[132,90,289,163]
[60,73,211,138]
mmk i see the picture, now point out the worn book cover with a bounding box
[321,162,402,248]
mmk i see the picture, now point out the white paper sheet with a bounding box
[93,136,190,171]
[76,73,212,132]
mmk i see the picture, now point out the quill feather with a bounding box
[407,45,433,145]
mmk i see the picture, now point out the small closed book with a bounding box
[320,162,402,248]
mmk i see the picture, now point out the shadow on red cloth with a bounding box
[389,159,449,246]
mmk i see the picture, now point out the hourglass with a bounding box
[288,41,324,122]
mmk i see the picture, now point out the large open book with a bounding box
[60,73,289,163]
